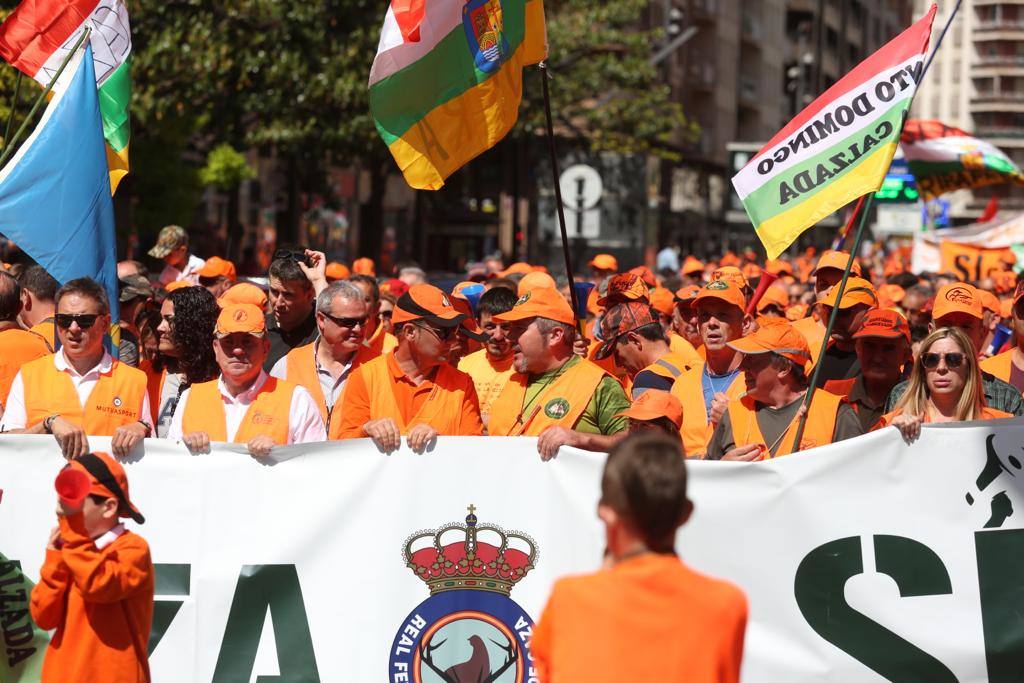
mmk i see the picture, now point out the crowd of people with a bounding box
[0,223,1020,460]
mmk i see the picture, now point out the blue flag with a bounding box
[0,44,119,325]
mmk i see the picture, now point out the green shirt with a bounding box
[523,356,629,435]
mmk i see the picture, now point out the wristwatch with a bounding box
[138,420,152,438]
[42,414,59,434]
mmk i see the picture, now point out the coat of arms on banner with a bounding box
[462,0,508,74]
[390,505,538,682]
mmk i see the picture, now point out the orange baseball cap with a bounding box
[164,280,192,293]
[728,322,812,369]
[786,303,809,321]
[853,308,910,342]
[499,262,534,278]
[198,256,237,282]
[216,303,267,337]
[598,272,650,306]
[756,285,789,313]
[628,266,658,287]
[765,259,793,276]
[325,262,351,281]
[680,256,705,276]
[595,301,660,360]
[813,250,861,277]
[517,271,557,296]
[66,452,144,523]
[674,284,701,307]
[392,284,467,327]
[649,287,675,316]
[719,251,741,267]
[742,263,762,281]
[352,257,375,276]
[494,287,575,326]
[933,283,983,321]
[589,254,618,272]
[450,296,488,341]
[978,288,1000,316]
[616,390,683,430]
[711,266,748,290]
[876,284,905,309]
[218,282,268,309]
[693,279,746,312]
[820,277,877,309]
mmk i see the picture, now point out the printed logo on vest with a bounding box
[390,505,538,682]
[543,398,570,420]
[112,396,122,407]
[250,411,277,426]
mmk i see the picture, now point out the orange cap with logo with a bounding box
[218,282,268,309]
[680,256,705,276]
[616,390,683,429]
[216,303,267,336]
[392,284,467,327]
[693,279,746,312]
[820,277,877,309]
[674,284,701,307]
[711,266,747,290]
[589,253,619,272]
[66,452,144,523]
[325,262,351,281]
[352,257,376,276]
[727,322,812,369]
[494,287,575,326]
[517,271,557,296]
[813,250,861,277]
[198,256,237,282]
[853,308,910,342]
[628,266,657,287]
[933,283,983,321]
[598,272,650,306]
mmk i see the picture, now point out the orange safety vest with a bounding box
[791,316,825,368]
[668,334,703,367]
[670,361,745,458]
[980,349,1015,384]
[364,323,398,359]
[29,319,56,352]
[822,377,856,396]
[640,351,693,383]
[181,376,297,444]
[20,355,147,435]
[488,358,609,436]
[0,327,50,407]
[330,354,479,436]
[283,342,369,434]
[727,390,844,457]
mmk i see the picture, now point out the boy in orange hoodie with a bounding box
[30,452,154,683]
[531,433,748,683]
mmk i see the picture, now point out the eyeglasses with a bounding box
[320,312,368,329]
[922,352,965,369]
[55,313,101,330]
[416,323,457,342]
[380,311,393,319]
[272,248,312,267]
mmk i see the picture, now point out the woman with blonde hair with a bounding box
[878,326,1012,442]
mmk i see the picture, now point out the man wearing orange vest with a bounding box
[2,278,151,460]
[488,288,629,459]
[270,280,371,434]
[981,280,1024,392]
[0,271,49,410]
[31,451,153,683]
[18,264,59,351]
[594,301,695,399]
[457,286,518,427]
[168,302,325,455]
[670,280,751,457]
[333,284,485,451]
[791,250,861,359]
[532,433,747,683]
[349,273,399,358]
[812,276,877,387]
[706,323,862,460]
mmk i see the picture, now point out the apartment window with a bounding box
[952,59,961,83]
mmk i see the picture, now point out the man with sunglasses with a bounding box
[271,281,372,434]
[169,303,325,455]
[2,278,152,459]
[148,224,205,286]
[264,247,329,371]
[888,282,1024,415]
[333,284,485,451]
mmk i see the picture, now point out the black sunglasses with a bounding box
[922,352,965,369]
[55,313,101,330]
[416,323,457,342]
[320,312,368,329]
[272,248,312,267]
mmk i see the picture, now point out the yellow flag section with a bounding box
[369,0,546,190]
[731,5,935,259]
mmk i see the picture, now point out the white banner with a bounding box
[911,212,1024,273]
[4,422,1024,681]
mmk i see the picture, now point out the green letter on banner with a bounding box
[149,564,191,656]
[213,564,320,682]
[976,529,1024,681]
[794,536,955,681]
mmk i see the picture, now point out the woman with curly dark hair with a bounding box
[150,286,220,436]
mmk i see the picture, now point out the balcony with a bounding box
[973,90,1024,102]
[975,55,1024,68]
[687,62,716,90]
[975,20,1024,31]
[974,126,1024,138]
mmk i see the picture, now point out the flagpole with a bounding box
[538,61,584,333]
[0,28,91,171]
[2,72,23,154]
[789,2,962,453]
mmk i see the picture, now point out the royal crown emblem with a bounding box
[403,504,538,596]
